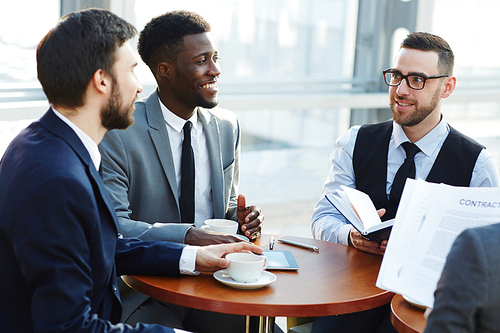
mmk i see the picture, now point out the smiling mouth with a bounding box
[201,82,218,90]
[394,96,416,108]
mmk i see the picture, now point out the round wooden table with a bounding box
[123,235,394,332]
[390,294,427,333]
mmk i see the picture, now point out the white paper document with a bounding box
[377,179,500,308]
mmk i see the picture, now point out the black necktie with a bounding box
[389,142,421,207]
[180,121,195,223]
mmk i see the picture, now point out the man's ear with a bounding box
[92,69,112,94]
[158,62,171,78]
[441,76,456,99]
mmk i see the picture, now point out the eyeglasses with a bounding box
[383,69,449,90]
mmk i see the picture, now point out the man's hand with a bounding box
[348,208,388,256]
[195,242,263,272]
[349,228,387,255]
[185,227,246,246]
[237,194,263,241]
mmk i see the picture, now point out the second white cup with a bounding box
[201,219,239,234]
[226,252,267,283]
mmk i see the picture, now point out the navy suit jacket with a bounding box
[0,109,184,332]
[425,224,500,332]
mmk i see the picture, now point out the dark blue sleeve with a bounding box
[115,238,186,277]
[12,175,178,333]
[424,228,488,333]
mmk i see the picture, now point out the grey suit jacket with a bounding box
[424,224,500,333]
[99,89,241,244]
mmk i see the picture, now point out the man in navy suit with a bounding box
[0,9,262,333]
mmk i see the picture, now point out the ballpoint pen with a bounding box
[278,239,319,252]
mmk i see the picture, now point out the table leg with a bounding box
[246,315,251,333]
[265,316,275,333]
[245,315,276,333]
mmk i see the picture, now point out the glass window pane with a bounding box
[0,0,60,83]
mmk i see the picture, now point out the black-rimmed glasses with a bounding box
[383,69,449,90]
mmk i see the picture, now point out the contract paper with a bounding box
[376,179,500,308]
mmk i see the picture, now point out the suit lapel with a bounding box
[198,108,224,218]
[90,166,121,230]
[40,109,120,231]
[145,90,180,207]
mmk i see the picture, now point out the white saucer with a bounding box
[402,295,427,309]
[213,269,276,289]
[235,234,249,242]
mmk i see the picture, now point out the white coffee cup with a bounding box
[201,219,239,234]
[226,252,267,283]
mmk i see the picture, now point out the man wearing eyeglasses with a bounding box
[310,32,499,333]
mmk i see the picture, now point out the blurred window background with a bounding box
[1,0,499,237]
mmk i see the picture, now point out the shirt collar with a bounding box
[159,97,198,133]
[51,107,101,171]
[392,117,449,157]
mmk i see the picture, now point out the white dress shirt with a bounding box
[160,99,213,228]
[52,107,198,275]
[311,117,500,245]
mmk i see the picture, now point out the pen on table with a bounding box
[278,239,319,252]
[268,236,275,250]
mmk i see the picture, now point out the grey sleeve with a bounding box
[99,130,190,243]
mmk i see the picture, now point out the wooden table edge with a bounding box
[123,275,395,317]
[390,294,426,333]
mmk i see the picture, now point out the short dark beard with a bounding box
[195,90,218,109]
[391,87,441,127]
[100,78,134,130]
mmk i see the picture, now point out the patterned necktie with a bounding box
[180,121,195,223]
[389,142,421,207]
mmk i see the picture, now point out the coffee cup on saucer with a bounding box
[226,252,267,283]
[201,219,238,234]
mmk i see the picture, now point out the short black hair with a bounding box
[37,8,136,108]
[401,32,454,75]
[138,10,211,74]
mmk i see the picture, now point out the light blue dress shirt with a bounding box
[311,117,500,245]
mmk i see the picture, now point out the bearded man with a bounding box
[310,31,499,333]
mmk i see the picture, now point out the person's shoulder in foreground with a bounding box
[424,223,500,333]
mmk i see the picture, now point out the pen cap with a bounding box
[268,236,275,250]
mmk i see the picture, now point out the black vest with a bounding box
[353,121,484,221]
